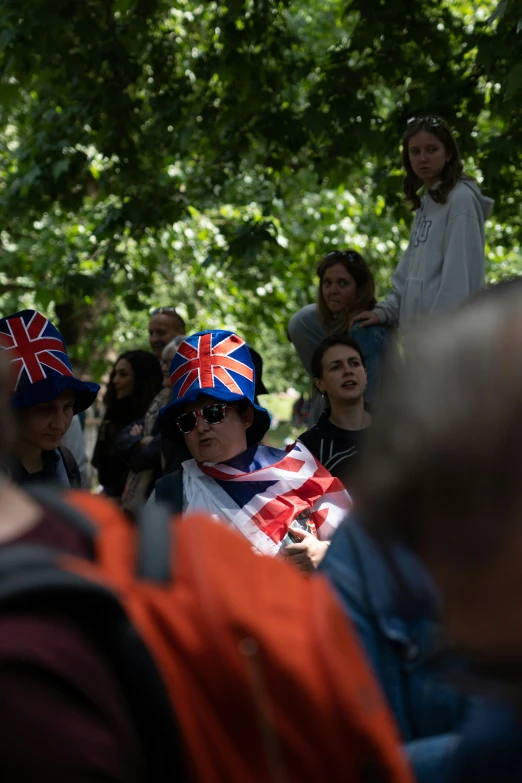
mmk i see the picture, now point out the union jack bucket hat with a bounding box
[0,309,100,413]
[158,330,271,444]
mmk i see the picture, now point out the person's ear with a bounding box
[313,377,325,394]
[241,405,255,429]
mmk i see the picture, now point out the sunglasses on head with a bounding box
[407,115,443,128]
[150,306,179,316]
[324,250,365,265]
[175,403,237,434]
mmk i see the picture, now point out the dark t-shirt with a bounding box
[13,449,61,483]
[0,507,146,782]
[298,411,370,487]
[5,447,81,488]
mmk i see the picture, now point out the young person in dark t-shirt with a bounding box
[299,336,371,488]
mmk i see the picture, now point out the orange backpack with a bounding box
[0,489,413,783]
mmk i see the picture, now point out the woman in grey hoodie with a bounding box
[354,117,494,332]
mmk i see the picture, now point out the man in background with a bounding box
[148,307,185,358]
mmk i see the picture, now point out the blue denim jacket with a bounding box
[319,520,471,783]
[447,703,522,782]
[349,322,390,405]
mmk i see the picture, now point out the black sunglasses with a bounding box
[175,403,236,434]
[407,115,443,127]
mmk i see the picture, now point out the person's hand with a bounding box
[139,436,154,448]
[130,423,143,437]
[350,310,381,329]
[280,528,329,572]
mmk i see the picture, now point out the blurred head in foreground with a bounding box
[355,278,522,682]
[0,351,12,464]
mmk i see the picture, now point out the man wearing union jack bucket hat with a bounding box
[154,329,351,571]
[0,309,99,487]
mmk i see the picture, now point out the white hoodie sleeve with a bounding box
[373,246,411,327]
[429,210,485,315]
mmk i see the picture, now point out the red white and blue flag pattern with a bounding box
[0,311,73,392]
[183,441,352,556]
[170,332,254,399]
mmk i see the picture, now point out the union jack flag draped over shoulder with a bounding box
[182,441,352,556]
[0,310,73,393]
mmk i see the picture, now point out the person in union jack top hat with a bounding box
[0,309,99,487]
[153,329,351,571]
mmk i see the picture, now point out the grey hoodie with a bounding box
[374,180,494,329]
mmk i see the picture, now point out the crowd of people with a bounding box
[0,115,518,782]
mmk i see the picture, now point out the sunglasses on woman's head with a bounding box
[407,116,443,127]
[175,403,237,434]
[150,306,179,316]
[324,250,365,265]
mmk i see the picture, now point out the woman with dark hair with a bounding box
[92,350,162,501]
[299,336,371,488]
[354,116,493,332]
[120,336,186,515]
[288,249,390,423]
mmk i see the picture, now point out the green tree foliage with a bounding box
[0,0,520,390]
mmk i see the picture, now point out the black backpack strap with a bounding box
[0,543,98,597]
[58,445,81,488]
[154,469,184,514]
[136,502,173,583]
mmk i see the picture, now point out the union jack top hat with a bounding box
[0,309,100,413]
[158,330,270,444]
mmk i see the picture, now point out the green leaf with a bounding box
[504,64,522,102]
[0,28,16,51]
[486,0,508,26]
[112,0,135,16]
[0,82,19,110]
[35,287,56,310]
[53,158,71,179]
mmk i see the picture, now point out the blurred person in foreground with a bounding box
[153,329,351,570]
[346,278,522,782]
[0,349,413,783]
[316,330,473,782]
[0,310,99,487]
[148,306,186,358]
